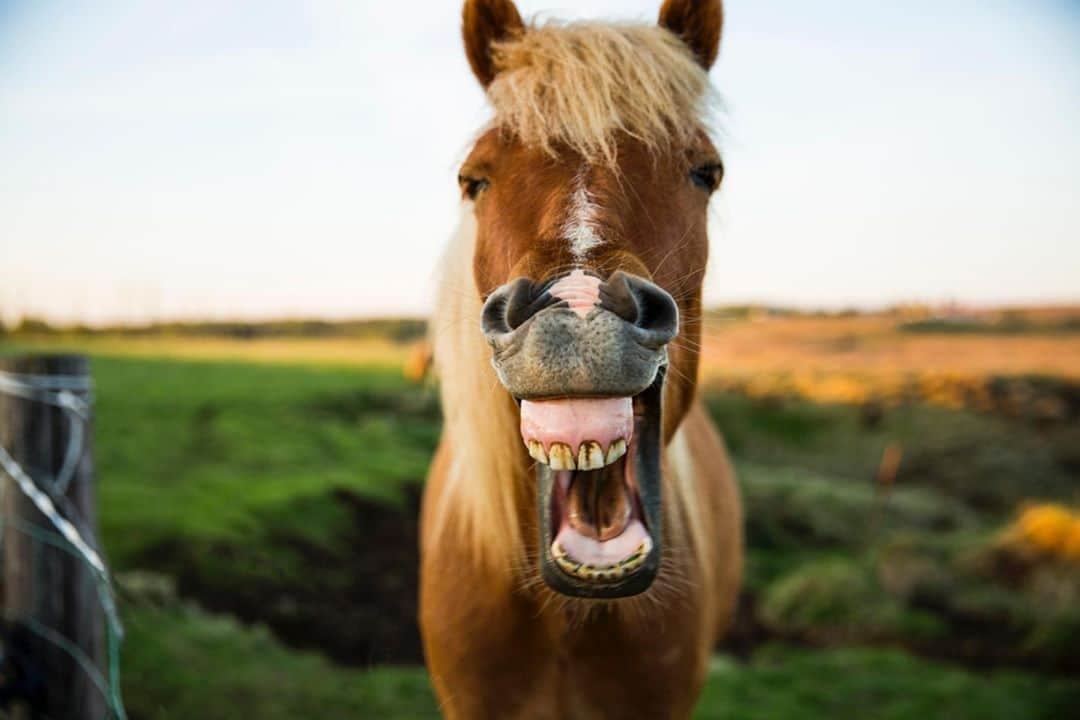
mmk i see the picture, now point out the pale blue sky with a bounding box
[2,0,1078,325]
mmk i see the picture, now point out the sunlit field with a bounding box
[7,334,411,369]
[2,308,1078,718]
[701,310,1080,379]
[696,310,1080,410]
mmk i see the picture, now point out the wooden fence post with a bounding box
[0,355,106,720]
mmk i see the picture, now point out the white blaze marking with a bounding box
[563,169,603,263]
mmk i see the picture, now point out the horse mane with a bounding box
[428,208,531,579]
[488,22,714,166]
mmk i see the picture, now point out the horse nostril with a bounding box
[481,277,566,338]
[598,271,679,348]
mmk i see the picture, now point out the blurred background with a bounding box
[1,0,1078,718]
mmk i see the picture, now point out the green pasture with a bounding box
[87,357,436,567]
[122,601,1077,720]
[1,343,1077,718]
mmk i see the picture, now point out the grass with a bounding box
[2,330,1078,717]
[707,391,1075,513]
[695,646,1079,720]
[695,313,1080,382]
[122,600,1079,720]
[6,334,412,369]
[81,355,438,566]
[124,602,439,719]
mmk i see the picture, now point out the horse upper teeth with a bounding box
[523,438,629,469]
[578,441,604,470]
[527,440,548,464]
[548,442,575,470]
[606,438,627,465]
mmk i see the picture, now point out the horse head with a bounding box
[459,0,724,598]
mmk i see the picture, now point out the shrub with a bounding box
[760,559,946,645]
[740,463,975,552]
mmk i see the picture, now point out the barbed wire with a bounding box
[0,371,90,496]
[0,368,127,720]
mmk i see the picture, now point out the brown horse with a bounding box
[420,1,742,717]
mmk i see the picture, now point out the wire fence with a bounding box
[0,368,127,720]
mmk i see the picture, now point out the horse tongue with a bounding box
[519,397,633,458]
[566,464,632,541]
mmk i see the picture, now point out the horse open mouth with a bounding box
[521,371,664,598]
[481,269,677,597]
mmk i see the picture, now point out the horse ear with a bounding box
[463,0,525,88]
[658,0,723,70]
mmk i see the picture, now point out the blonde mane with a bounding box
[488,22,713,165]
[429,209,531,579]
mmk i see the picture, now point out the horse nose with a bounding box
[481,271,679,349]
[480,270,678,400]
[598,271,679,349]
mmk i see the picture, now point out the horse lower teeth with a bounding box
[551,539,652,581]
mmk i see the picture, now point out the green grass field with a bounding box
[1,339,1077,718]
[122,602,1078,720]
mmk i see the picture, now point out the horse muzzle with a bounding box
[480,270,678,598]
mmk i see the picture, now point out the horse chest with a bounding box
[498,600,707,719]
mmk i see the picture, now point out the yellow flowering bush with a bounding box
[1009,504,1080,562]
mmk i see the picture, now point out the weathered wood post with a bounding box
[0,355,106,720]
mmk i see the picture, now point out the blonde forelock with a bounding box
[488,22,714,166]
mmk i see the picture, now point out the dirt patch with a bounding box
[133,481,1078,676]
[138,487,425,666]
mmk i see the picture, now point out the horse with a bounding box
[420,1,742,717]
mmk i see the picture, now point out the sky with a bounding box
[1,0,1078,326]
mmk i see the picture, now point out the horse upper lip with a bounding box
[488,309,669,401]
[519,396,633,471]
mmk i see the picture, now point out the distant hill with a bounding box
[2,303,1076,342]
[2,317,428,343]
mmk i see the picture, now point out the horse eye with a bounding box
[458,174,489,200]
[689,163,723,192]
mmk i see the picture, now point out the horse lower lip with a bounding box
[552,535,653,581]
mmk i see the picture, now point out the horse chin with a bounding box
[527,369,665,599]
